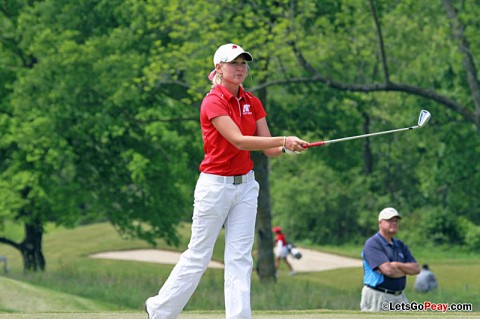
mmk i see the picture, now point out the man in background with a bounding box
[360,207,420,311]
[415,264,438,293]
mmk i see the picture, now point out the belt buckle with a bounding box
[233,175,243,185]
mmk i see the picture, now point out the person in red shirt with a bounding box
[145,43,308,319]
[272,226,296,276]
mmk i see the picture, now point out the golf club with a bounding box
[303,110,431,149]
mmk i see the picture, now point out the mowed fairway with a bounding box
[0,310,478,319]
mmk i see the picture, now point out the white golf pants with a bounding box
[146,171,259,319]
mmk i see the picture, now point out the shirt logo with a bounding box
[243,104,252,115]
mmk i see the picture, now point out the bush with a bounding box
[419,207,463,246]
[460,217,480,251]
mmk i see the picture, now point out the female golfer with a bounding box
[145,43,308,319]
[272,226,296,276]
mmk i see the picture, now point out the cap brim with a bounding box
[381,214,401,220]
[238,52,253,61]
[225,52,252,63]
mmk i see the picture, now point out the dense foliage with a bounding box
[1,0,479,271]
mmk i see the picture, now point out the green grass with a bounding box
[1,222,480,316]
[0,310,478,319]
[0,276,115,313]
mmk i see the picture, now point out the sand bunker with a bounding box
[90,247,362,272]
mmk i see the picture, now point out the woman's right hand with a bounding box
[284,136,309,153]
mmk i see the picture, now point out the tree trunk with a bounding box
[21,217,46,271]
[252,152,276,282]
[362,111,373,175]
[251,74,276,282]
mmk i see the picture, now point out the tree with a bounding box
[263,0,479,245]
[0,0,200,270]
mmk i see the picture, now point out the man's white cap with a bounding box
[378,207,401,221]
[213,43,253,66]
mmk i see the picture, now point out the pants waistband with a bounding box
[200,171,255,185]
[366,285,403,296]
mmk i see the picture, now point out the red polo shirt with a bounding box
[275,233,287,246]
[199,85,267,176]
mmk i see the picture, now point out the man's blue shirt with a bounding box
[362,232,416,291]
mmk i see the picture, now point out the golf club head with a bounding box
[418,110,431,127]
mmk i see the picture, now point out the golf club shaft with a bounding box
[304,125,419,148]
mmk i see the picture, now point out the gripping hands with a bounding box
[282,136,309,155]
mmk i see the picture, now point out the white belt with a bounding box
[200,171,255,185]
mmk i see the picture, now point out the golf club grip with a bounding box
[303,141,326,148]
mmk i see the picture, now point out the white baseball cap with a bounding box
[213,43,253,66]
[378,207,401,221]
